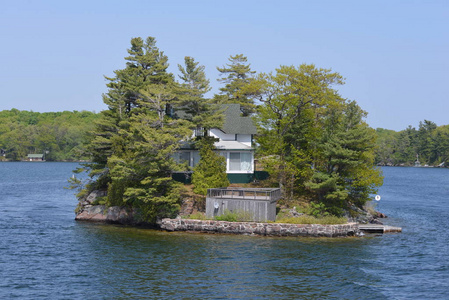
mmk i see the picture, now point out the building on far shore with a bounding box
[27,154,45,162]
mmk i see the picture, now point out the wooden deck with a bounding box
[358,224,402,233]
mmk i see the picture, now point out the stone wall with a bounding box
[161,218,359,237]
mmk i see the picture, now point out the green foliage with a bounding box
[375,121,449,166]
[306,202,331,218]
[254,64,383,212]
[215,209,252,222]
[0,110,99,161]
[81,36,193,223]
[177,56,223,131]
[192,137,230,195]
[185,212,208,220]
[216,54,257,116]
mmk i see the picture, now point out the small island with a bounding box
[68,36,401,237]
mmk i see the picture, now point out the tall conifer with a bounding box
[216,54,256,116]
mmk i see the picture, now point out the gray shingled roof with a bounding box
[173,103,258,135]
[221,104,258,134]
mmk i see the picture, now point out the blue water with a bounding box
[0,163,448,299]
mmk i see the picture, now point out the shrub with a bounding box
[215,209,252,222]
[192,137,229,195]
[185,212,208,220]
[306,202,330,218]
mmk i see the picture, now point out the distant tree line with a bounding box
[0,109,99,161]
[375,120,449,167]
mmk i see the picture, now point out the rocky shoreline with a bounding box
[75,206,360,237]
[75,190,387,237]
[75,205,141,225]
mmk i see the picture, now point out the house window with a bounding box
[229,153,240,171]
[229,152,252,171]
[192,151,200,167]
[179,152,191,166]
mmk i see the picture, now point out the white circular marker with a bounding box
[375,195,381,201]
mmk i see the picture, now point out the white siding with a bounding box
[175,150,254,174]
[210,129,235,141]
[236,134,252,147]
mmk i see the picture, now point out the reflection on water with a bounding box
[0,163,448,299]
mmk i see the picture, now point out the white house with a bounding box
[173,104,258,183]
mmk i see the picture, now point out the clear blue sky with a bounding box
[1,0,448,131]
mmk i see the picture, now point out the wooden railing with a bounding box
[207,188,281,201]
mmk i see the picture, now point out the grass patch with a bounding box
[184,212,208,220]
[214,209,252,222]
[276,215,348,225]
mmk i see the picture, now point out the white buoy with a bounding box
[375,195,381,201]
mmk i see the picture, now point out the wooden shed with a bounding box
[206,188,281,222]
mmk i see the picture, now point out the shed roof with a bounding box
[27,154,44,158]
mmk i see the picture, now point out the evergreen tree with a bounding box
[81,37,192,222]
[85,37,174,182]
[306,101,383,213]
[216,54,256,116]
[177,56,223,132]
[192,137,229,195]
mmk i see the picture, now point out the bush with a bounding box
[215,209,252,222]
[306,202,330,218]
[192,137,229,195]
[185,212,208,220]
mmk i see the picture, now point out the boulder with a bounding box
[75,205,108,222]
[85,190,107,204]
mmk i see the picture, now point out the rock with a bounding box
[75,205,107,222]
[376,212,388,218]
[370,218,384,225]
[85,190,107,204]
[278,208,304,218]
[75,204,141,225]
[106,206,136,224]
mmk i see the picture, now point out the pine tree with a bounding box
[306,101,383,213]
[177,56,223,132]
[81,37,192,222]
[216,54,256,116]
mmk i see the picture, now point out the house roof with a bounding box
[214,141,253,151]
[178,140,253,151]
[173,103,258,135]
[221,104,258,135]
[27,154,44,158]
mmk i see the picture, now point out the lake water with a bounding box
[0,163,448,299]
